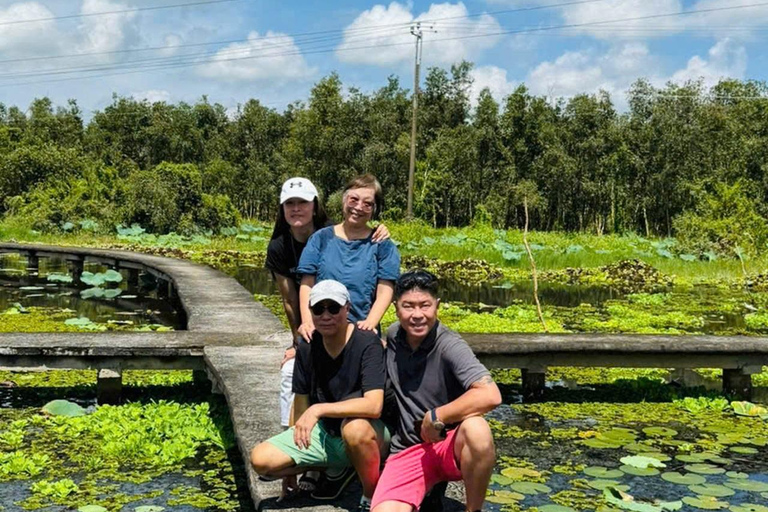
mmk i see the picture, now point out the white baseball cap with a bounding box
[309,280,350,307]
[280,177,318,204]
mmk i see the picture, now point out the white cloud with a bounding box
[523,39,747,109]
[0,2,62,56]
[76,0,138,58]
[469,65,516,106]
[492,0,768,40]
[160,34,183,57]
[525,42,658,107]
[336,2,502,66]
[131,89,171,103]
[670,38,747,86]
[197,31,316,82]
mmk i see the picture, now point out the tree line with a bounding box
[1,61,767,251]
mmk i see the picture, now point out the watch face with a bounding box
[433,420,445,430]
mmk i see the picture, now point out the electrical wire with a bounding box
[0,0,241,27]
[3,1,768,87]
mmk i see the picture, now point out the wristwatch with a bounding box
[430,408,445,431]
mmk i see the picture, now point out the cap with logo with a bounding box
[309,280,350,307]
[280,177,318,204]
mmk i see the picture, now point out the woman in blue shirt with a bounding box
[297,174,400,340]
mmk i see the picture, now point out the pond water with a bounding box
[485,401,768,511]
[232,266,763,335]
[0,372,253,511]
[0,254,183,329]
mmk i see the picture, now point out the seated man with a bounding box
[251,279,389,509]
[372,270,502,512]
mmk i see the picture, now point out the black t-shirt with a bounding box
[265,232,307,290]
[293,326,386,436]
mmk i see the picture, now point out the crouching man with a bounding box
[251,279,390,509]
[372,270,502,512]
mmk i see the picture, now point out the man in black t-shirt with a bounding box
[251,280,390,509]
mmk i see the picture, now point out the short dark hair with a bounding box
[395,270,439,300]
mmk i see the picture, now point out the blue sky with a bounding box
[1,0,767,115]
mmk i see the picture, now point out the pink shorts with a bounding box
[372,427,463,510]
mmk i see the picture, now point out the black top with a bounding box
[265,232,308,290]
[293,326,386,436]
[385,321,491,453]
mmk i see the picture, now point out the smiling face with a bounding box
[282,197,315,229]
[342,187,376,226]
[311,299,349,336]
[395,288,439,343]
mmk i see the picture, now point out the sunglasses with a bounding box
[310,302,343,316]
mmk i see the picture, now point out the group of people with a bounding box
[250,175,501,512]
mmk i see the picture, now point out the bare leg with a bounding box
[453,417,495,510]
[342,418,383,499]
[372,501,414,512]
[251,441,317,478]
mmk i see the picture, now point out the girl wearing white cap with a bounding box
[265,177,389,495]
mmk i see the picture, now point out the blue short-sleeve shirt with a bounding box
[297,226,400,323]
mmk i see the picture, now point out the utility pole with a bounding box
[406,22,424,220]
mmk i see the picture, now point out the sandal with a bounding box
[298,471,320,493]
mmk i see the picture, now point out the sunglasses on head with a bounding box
[310,302,343,316]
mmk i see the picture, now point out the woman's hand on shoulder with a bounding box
[371,223,390,243]
[356,318,378,331]
[297,322,315,342]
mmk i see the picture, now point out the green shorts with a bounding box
[266,419,390,469]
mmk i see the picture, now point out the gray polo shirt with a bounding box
[385,321,491,453]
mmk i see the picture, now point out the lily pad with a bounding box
[620,465,660,477]
[676,453,709,463]
[661,472,706,485]
[583,438,623,449]
[731,401,768,417]
[588,479,630,491]
[726,471,748,479]
[103,269,123,283]
[486,491,524,505]
[584,466,624,479]
[510,481,551,495]
[684,464,726,475]
[620,455,666,469]
[491,474,515,486]
[724,479,768,492]
[47,273,73,283]
[730,505,768,512]
[642,427,678,438]
[637,452,670,462]
[540,506,577,512]
[729,446,758,455]
[501,467,541,480]
[42,400,86,417]
[81,287,105,299]
[686,484,735,497]
[681,496,729,510]
[79,507,108,512]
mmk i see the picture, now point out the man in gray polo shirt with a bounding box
[371,270,502,512]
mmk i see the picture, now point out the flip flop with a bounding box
[298,471,320,493]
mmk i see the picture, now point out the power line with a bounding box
[0,0,605,65]
[0,0,241,27]
[3,1,768,87]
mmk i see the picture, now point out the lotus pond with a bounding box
[0,370,251,511]
[0,253,182,332]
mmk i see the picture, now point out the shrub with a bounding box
[673,181,768,257]
[0,144,85,211]
[198,193,240,231]
[123,162,203,233]
[3,163,123,232]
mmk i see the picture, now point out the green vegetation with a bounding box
[0,370,243,511]
[2,70,768,256]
